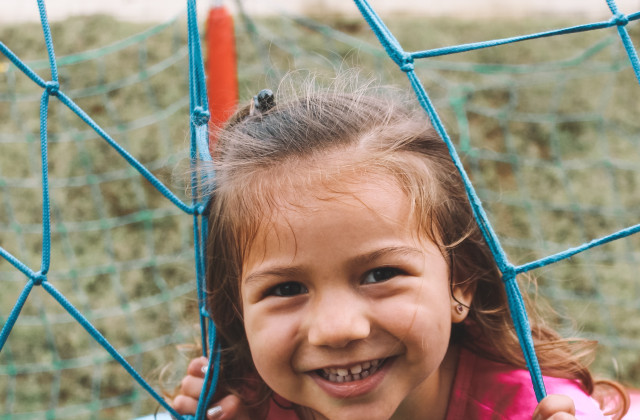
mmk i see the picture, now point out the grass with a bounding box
[1,9,640,419]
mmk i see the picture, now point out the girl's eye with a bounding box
[363,267,403,284]
[269,282,308,297]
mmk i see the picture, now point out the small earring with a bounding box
[456,303,465,314]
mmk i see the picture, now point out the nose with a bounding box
[307,291,371,348]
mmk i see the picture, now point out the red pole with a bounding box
[205,5,238,145]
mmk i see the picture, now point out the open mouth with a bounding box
[316,358,387,383]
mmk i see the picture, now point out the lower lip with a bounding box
[310,358,394,399]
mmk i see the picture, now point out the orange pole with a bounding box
[205,5,238,141]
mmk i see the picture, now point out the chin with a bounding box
[303,400,400,420]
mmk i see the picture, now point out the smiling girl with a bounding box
[172,76,628,420]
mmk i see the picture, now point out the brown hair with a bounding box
[201,74,628,418]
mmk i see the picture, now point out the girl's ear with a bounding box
[450,282,475,324]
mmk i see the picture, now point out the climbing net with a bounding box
[1,0,640,418]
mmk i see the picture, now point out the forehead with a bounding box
[255,155,406,220]
[279,175,404,218]
[242,169,418,262]
[233,149,440,265]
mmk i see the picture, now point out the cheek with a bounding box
[243,307,300,384]
[395,304,451,339]
[380,282,452,329]
[381,289,452,361]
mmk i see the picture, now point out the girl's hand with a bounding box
[532,394,577,420]
[171,356,251,420]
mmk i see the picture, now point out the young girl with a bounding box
[171,76,628,420]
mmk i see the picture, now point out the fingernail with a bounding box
[207,405,223,419]
[201,365,208,374]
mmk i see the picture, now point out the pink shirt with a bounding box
[445,348,606,419]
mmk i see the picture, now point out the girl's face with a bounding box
[240,174,470,420]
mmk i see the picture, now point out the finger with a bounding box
[207,394,251,420]
[187,356,210,378]
[533,394,576,420]
[180,374,205,399]
[172,394,199,415]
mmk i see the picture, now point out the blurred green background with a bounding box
[1,5,639,419]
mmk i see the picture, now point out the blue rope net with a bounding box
[1,0,640,418]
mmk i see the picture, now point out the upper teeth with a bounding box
[322,359,382,377]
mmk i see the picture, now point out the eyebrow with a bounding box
[243,266,306,287]
[242,246,424,287]
[348,246,425,271]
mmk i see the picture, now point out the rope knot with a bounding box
[501,265,517,283]
[400,54,414,72]
[194,202,206,216]
[200,306,211,319]
[611,13,629,26]
[44,81,59,96]
[192,107,210,126]
[32,272,47,286]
